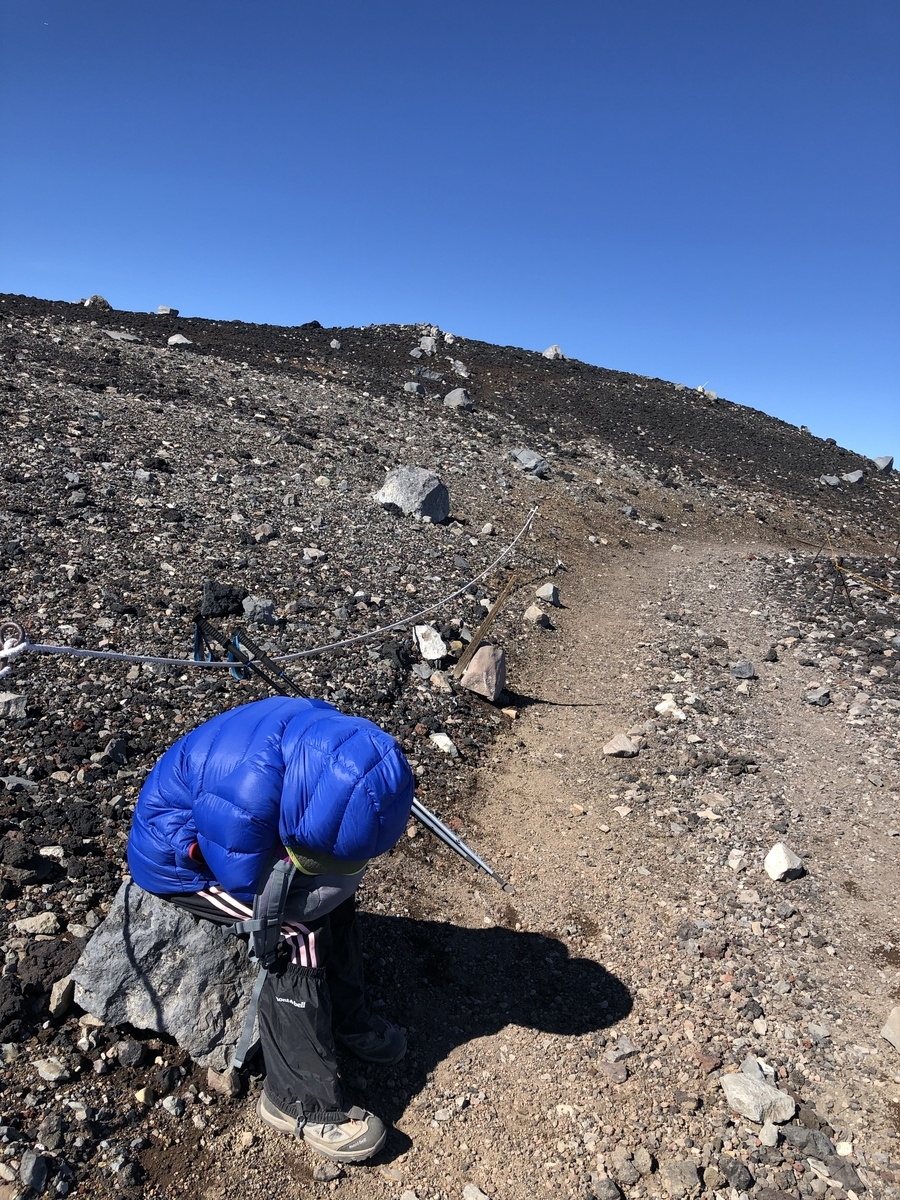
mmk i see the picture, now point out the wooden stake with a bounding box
[452,576,518,679]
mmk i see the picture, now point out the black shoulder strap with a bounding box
[227,857,296,1071]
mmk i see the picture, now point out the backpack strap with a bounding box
[226,856,297,1070]
[228,857,296,967]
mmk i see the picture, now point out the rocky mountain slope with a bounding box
[0,292,898,1200]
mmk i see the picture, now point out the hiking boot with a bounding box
[335,1015,407,1065]
[257,1091,386,1162]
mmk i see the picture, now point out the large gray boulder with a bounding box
[71,881,256,1071]
[375,466,450,522]
[874,455,894,473]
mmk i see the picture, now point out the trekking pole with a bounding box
[411,798,513,892]
[194,615,304,696]
[193,617,513,890]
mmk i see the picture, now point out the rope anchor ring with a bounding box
[1,622,25,648]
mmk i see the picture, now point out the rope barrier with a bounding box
[825,533,900,601]
[0,508,538,673]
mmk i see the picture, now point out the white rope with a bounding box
[6,508,537,672]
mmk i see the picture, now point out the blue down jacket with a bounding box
[127,697,414,902]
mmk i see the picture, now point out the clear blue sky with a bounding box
[2,1,898,459]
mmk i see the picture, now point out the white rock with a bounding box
[655,698,686,721]
[480,522,494,535]
[329,338,342,350]
[0,693,26,719]
[524,605,551,628]
[841,469,864,484]
[463,1187,489,1200]
[375,466,450,522]
[819,475,840,487]
[102,329,139,343]
[418,335,437,355]
[880,1006,900,1053]
[740,1054,765,1081]
[15,912,61,935]
[835,1141,853,1157]
[414,625,449,662]
[429,670,453,694]
[403,381,425,395]
[727,849,749,873]
[542,344,565,360]
[49,976,75,1018]
[460,645,506,702]
[33,1057,70,1083]
[759,1121,779,1147]
[535,582,560,606]
[167,333,192,346]
[429,731,458,758]
[157,305,178,315]
[720,1073,795,1124]
[603,734,638,758]
[873,454,894,473]
[763,841,804,881]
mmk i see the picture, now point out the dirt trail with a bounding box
[210,538,899,1200]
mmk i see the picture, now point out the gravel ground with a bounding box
[0,294,898,1199]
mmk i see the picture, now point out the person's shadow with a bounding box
[336,914,632,1153]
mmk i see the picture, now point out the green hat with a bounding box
[285,846,369,876]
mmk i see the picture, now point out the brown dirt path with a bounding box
[168,537,900,1200]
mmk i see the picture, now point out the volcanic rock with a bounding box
[375,466,450,522]
[764,841,804,881]
[443,387,473,411]
[414,625,448,662]
[71,882,257,1071]
[603,734,639,758]
[460,645,506,701]
[0,693,26,719]
[720,1072,795,1123]
[511,448,550,477]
